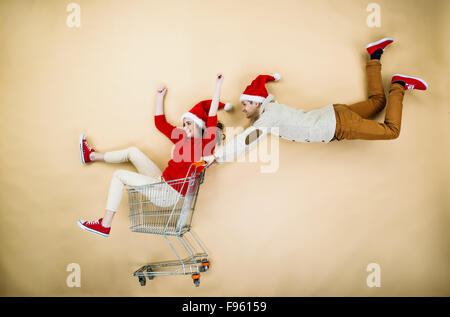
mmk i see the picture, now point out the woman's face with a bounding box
[183,118,202,139]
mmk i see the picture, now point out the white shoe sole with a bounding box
[79,133,86,164]
[392,74,429,90]
[366,37,394,49]
[77,220,110,237]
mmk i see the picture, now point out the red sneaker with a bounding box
[366,37,394,55]
[77,218,111,237]
[79,134,95,164]
[392,74,429,91]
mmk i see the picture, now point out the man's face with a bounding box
[241,100,261,119]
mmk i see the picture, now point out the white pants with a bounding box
[104,147,180,212]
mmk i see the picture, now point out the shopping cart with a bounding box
[127,161,211,287]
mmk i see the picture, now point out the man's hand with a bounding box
[202,154,216,167]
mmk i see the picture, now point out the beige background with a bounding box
[0,0,449,296]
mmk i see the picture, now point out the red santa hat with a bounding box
[240,74,281,103]
[181,100,232,129]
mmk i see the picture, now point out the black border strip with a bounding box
[0,297,449,313]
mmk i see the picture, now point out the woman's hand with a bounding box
[202,154,216,167]
[157,86,167,98]
[155,86,167,115]
[216,73,224,86]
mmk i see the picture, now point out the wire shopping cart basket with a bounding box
[127,161,211,287]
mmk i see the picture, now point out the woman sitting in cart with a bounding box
[77,73,231,237]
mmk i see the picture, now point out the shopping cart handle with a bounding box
[192,160,206,167]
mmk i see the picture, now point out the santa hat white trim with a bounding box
[272,73,281,81]
[224,102,232,111]
[180,112,206,129]
[239,94,266,103]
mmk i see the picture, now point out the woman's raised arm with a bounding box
[154,86,183,143]
[208,73,224,117]
[155,86,167,115]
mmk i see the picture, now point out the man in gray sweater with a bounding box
[202,37,428,166]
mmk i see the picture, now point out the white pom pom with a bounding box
[224,102,232,111]
[272,73,281,81]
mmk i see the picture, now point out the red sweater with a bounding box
[154,114,217,195]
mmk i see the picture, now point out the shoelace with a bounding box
[83,140,95,152]
[85,220,100,225]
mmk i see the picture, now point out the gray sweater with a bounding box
[214,94,337,163]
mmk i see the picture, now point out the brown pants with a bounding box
[332,60,405,141]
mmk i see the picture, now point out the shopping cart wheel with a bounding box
[192,274,200,287]
[146,266,154,280]
[138,276,146,286]
[199,260,210,272]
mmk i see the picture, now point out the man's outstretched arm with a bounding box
[204,125,270,165]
